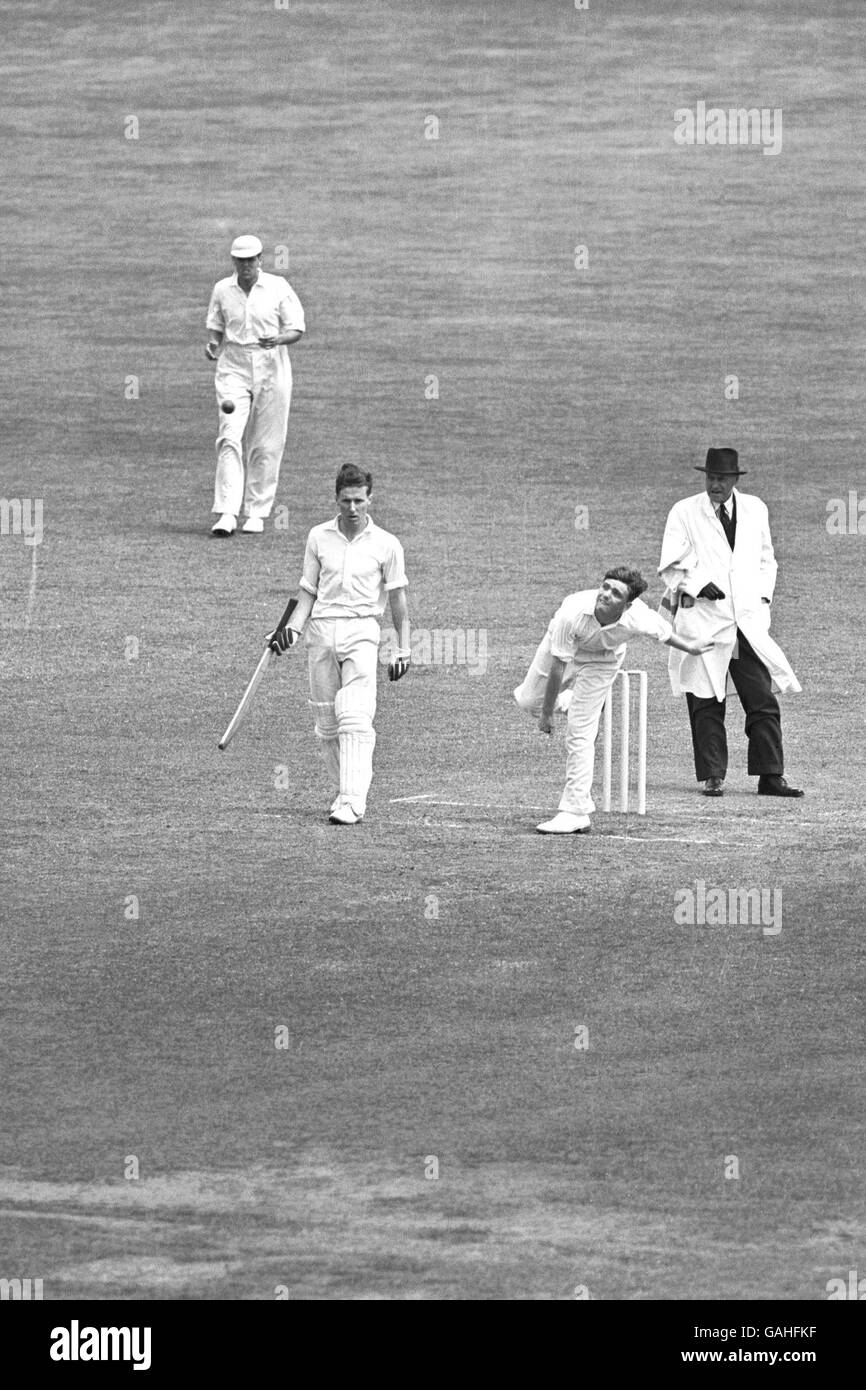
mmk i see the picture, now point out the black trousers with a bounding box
[686,629,784,782]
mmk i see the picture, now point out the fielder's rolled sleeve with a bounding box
[621,603,672,643]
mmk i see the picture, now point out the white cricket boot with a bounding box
[536,811,591,834]
[211,513,237,535]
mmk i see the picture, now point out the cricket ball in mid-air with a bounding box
[220,400,235,414]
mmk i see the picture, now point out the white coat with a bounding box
[658,489,801,701]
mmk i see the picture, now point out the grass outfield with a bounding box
[1,0,864,1299]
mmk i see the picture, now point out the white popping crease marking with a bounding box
[390,802,811,839]
[389,800,749,842]
[600,834,745,844]
[392,797,552,810]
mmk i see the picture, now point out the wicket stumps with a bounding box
[601,668,648,815]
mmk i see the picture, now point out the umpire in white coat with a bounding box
[658,448,803,797]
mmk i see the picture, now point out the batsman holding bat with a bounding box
[267,464,411,825]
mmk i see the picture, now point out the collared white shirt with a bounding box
[549,589,672,662]
[206,271,305,346]
[300,516,408,619]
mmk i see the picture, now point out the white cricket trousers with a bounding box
[514,633,623,815]
[213,343,293,519]
[305,617,381,816]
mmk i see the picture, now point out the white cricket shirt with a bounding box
[549,589,672,662]
[206,271,305,346]
[299,516,408,619]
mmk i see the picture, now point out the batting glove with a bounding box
[266,626,300,654]
[388,653,411,682]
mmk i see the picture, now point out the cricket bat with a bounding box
[218,597,297,750]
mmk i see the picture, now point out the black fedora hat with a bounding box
[695,447,746,475]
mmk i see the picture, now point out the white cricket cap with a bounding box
[230,234,263,258]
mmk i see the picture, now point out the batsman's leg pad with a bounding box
[334,686,376,814]
[334,683,375,735]
[337,732,376,814]
[309,700,341,791]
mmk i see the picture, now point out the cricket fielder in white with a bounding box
[514,567,713,834]
[268,465,411,825]
[658,448,803,797]
[205,234,305,536]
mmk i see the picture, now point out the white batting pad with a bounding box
[309,700,341,792]
[338,731,376,813]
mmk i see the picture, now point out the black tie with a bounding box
[718,501,735,549]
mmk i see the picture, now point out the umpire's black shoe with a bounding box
[757,775,804,798]
[702,777,725,796]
